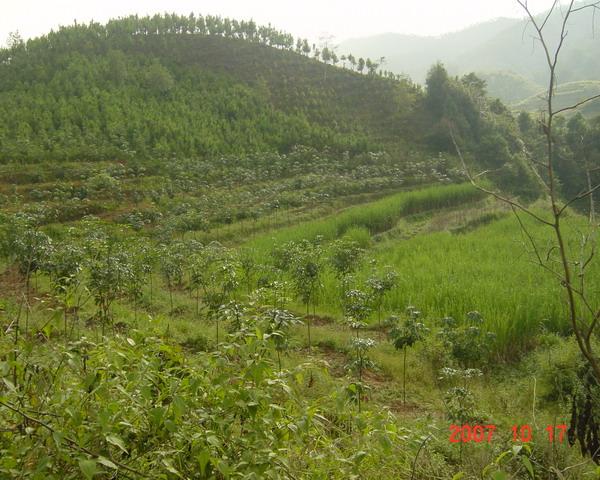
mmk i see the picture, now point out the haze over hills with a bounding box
[340,3,600,111]
[340,18,519,85]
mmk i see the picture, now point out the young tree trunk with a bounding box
[277,349,282,372]
[403,346,407,405]
[306,302,311,352]
[587,168,595,223]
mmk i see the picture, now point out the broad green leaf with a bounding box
[105,434,128,454]
[351,450,368,464]
[495,450,511,464]
[162,459,183,478]
[216,460,233,477]
[197,450,210,476]
[2,378,16,392]
[491,471,508,480]
[521,456,535,479]
[452,473,465,480]
[164,419,177,432]
[78,459,97,479]
[52,431,64,448]
[97,457,118,470]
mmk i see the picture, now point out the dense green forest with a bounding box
[1,10,600,480]
[0,15,417,162]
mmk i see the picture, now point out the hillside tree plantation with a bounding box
[1,10,600,480]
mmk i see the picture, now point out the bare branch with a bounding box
[571,1,600,14]
[551,1,575,72]
[451,129,554,227]
[540,0,559,30]
[512,206,563,281]
[516,0,600,384]
[521,146,552,191]
[517,0,555,69]
[554,93,600,115]
[558,182,600,216]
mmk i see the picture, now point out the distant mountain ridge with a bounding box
[340,18,519,84]
[340,3,600,110]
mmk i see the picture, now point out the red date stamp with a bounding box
[449,424,568,443]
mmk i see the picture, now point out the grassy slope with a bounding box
[247,183,484,252]
[244,185,599,359]
[512,80,600,118]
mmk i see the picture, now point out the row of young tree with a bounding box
[3,208,549,441]
[0,222,515,480]
[5,14,393,78]
[0,211,506,419]
[0,215,395,340]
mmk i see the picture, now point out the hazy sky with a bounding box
[2,0,557,46]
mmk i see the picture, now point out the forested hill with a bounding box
[0,14,421,163]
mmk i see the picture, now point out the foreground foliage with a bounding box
[1,324,417,479]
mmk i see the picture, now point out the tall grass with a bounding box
[316,212,598,358]
[245,183,600,358]
[247,183,485,254]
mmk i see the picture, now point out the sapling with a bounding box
[250,279,290,312]
[439,366,483,463]
[219,301,246,335]
[158,242,185,316]
[347,337,376,413]
[2,216,52,333]
[192,243,239,343]
[438,367,483,424]
[438,311,496,368]
[285,239,324,351]
[389,306,428,404]
[238,248,259,293]
[87,241,131,336]
[125,244,149,323]
[343,288,372,338]
[366,267,398,334]
[263,308,300,371]
[329,238,364,299]
[44,242,85,337]
[138,243,157,304]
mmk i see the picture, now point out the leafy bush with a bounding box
[0,328,418,479]
[438,311,496,368]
